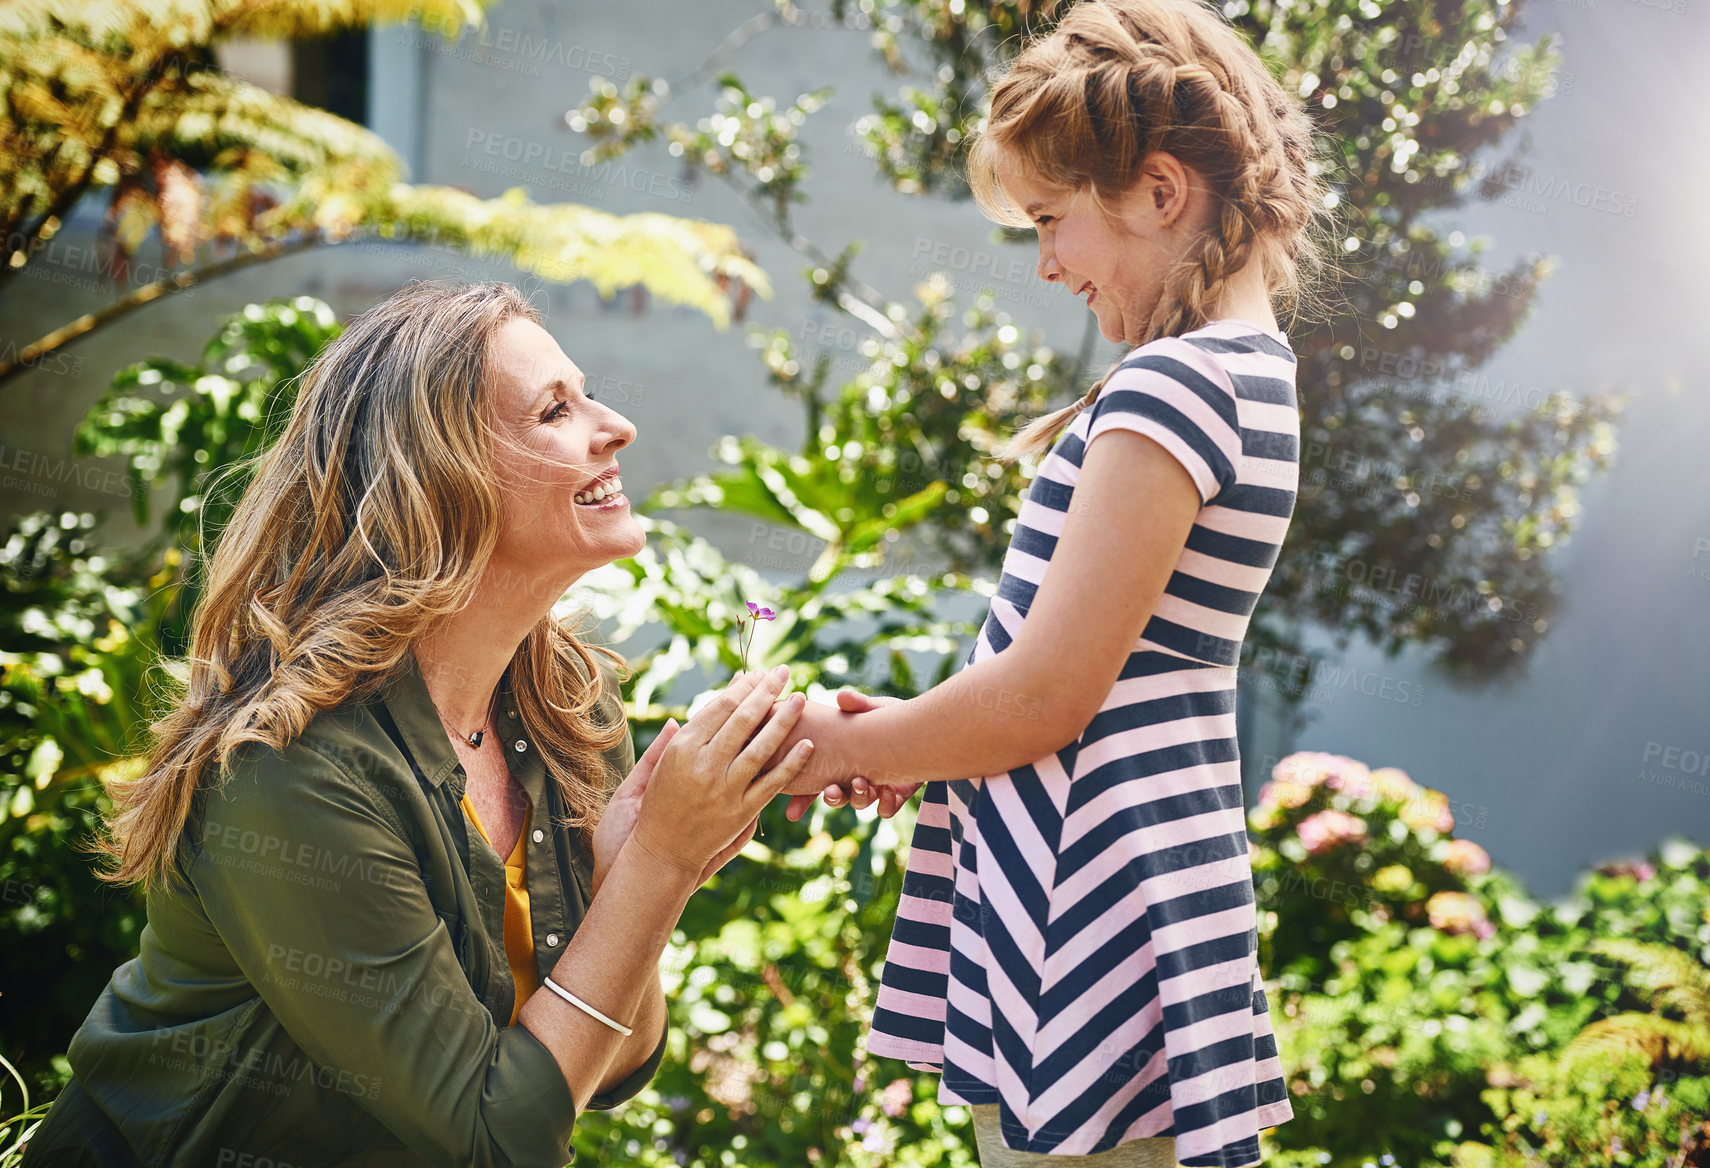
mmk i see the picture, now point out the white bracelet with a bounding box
[540,975,634,1036]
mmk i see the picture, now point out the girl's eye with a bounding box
[1035,215,1055,227]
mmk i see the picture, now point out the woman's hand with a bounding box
[782,689,922,822]
[626,666,814,879]
[592,719,761,896]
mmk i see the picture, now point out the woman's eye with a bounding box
[544,400,569,422]
[1035,215,1055,227]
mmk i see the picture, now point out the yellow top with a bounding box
[459,788,539,1026]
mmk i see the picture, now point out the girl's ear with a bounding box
[1142,149,1193,229]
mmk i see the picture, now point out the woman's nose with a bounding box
[1037,246,1063,284]
[596,405,637,453]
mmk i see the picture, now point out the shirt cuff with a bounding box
[586,1021,668,1111]
[489,1022,582,1166]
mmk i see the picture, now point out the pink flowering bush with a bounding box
[1248,750,1503,983]
[1250,751,1710,1168]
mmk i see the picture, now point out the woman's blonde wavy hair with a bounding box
[969,0,1340,459]
[93,280,628,892]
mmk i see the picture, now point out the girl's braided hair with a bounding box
[967,0,1340,459]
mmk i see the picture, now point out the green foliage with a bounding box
[0,1048,59,1167]
[0,513,170,1096]
[74,297,340,544]
[1463,849,1710,1168]
[1250,751,1710,1168]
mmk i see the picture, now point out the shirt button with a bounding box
[514,739,528,753]
[546,933,559,947]
[532,828,544,844]
[506,708,517,718]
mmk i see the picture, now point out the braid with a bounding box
[975,0,1338,463]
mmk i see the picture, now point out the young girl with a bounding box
[778,1,1333,1164]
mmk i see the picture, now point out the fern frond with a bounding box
[369,185,771,327]
[1590,938,1710,1025]
[1560,1013,1710,1074]
[135,71,402,179]
[210,0,487,41]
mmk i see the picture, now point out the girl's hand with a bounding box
[783,689,922,822]
[629,667,814,878]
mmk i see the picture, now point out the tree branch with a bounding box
[0,235,324,390]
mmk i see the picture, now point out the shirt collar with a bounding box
[381,650,533,794]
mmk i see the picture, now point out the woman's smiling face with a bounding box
[995,149,1193,346]
[484,316,645,585]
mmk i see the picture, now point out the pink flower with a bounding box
[1371,767,1420,804]
[735,599,778,672]
[880,1078,912,1118]
[1258,779,1314,810]
[1442,839,1492,876]
[1296,809,1369,856]
[1399,790,1455,834]
[1273,751,1370,794]
[1426,890,1495,939]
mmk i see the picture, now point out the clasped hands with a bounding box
[590,666,922,898]
[765,684,924,822]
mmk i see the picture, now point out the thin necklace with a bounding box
[432,696,494,749]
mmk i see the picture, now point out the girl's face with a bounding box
[484,317,645,589]
[997,150,1196,346]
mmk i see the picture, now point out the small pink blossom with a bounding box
[734,599,779,672]
[1296,809,1369,855]
[1399,791,1455,834]
[1442,838,1492,876]
[1426,890,1495,939]
[1258,779,1314,810]
[880,1078,912,1118]
[1273,751,1370,795]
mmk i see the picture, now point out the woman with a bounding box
[21,281,833,1168]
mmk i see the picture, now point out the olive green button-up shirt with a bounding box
[25,652,664,1168]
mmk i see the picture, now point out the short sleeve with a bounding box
[1082,343,1242,506]
[191,739,581,1168]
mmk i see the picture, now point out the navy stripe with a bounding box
[1091,387,1236,494]
[1229,371,1298,406]
[1006,522,1058,563]
[1216,480,1297,519]
[1066,736,1240,818]
[1241,426,1298,462]
[1027,475,1075,512]
[1142,615,1241,666]
[1038,911,1154,1020]
[1185,522,1279,569]
[1164,570,1261,617]
[1109,354,1240,433]
[1081,685,1236,745]
[1184,329,1295,363]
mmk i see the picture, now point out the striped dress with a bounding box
[866,319,1299,1166]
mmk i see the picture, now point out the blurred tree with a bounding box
[566,0,1624,705]
[0,0,769,386]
